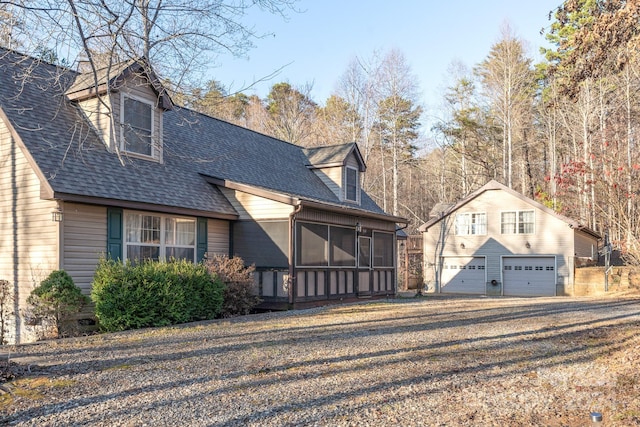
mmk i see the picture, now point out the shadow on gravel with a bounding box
[3,296,640,425]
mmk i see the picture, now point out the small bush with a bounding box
[26,270,88,338]
[204,255,261,318]
[91,258,224,332]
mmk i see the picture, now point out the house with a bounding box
[0,49,406,344]
[418,180,600,297]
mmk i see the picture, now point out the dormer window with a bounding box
[121,94,155,158]
[345,166,359,202]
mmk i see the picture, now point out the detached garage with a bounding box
[440,256,486,294]
[419,180,601,297]
[502,256,556,296]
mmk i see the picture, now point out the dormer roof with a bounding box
[65,58,173,110]
[304,142,366,172]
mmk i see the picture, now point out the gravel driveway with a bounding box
[2,294,640,426]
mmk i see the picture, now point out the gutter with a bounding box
[288,203,303,305]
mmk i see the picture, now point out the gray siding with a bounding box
[208,219,230,255]
[575,230,598,259]
[62,203,107,294]
[345,152,360,169]
[232,220,289,267]
[0,118,59,343]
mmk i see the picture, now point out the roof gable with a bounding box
[418,180,600,238]
[304,143,366,172]
[65,59,173,110]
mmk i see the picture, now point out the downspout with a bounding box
[288,203,303,306]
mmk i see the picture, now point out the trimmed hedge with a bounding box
[91,258,224,332]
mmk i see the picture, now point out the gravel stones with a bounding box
[2,295,640,426]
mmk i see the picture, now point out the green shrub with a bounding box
[26,270,88,338]
[204,255,261,318]
[91,258,224,332]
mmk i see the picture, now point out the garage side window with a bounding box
[455,212,486,235]
[501,210,534,234]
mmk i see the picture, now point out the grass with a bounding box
[0,376,75,411]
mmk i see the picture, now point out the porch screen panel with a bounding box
[296,222,328,266]
[330,226,356,266]
[373,232,394,267]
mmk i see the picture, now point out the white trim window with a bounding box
[124,212,196,262]
[121,93,155,158]
[501,210,535,234]
[345,166,359,203]
[455,212,487,235]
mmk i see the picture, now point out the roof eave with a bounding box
[299,199,408,224]
[52,192,239,220]
[200,174,298,206]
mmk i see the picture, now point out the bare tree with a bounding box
[475,23,534,190]
[265,81,317,146]
[374,49,423,217]
[5,1,296,82]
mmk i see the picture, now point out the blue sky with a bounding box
[212,0,561,109]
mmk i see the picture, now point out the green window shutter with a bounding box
[197,217,208,262]
[107,207,123,260]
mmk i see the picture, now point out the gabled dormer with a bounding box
[304,143,366,204]
[65,59,173,162]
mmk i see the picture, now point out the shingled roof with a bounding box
[304,143,365,172]
[0,49,398,222]
[65,58,173,109]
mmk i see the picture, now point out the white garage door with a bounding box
[503,257,556,296]
[440,257,486,294]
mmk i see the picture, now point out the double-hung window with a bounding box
[501,210,534,234]
[121,94,154,157]
[125,212,196,262]
[345,166,359,202]
[455,212,486,235]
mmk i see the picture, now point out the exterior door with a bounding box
[439,256,486,294]
[502,256,556,296]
